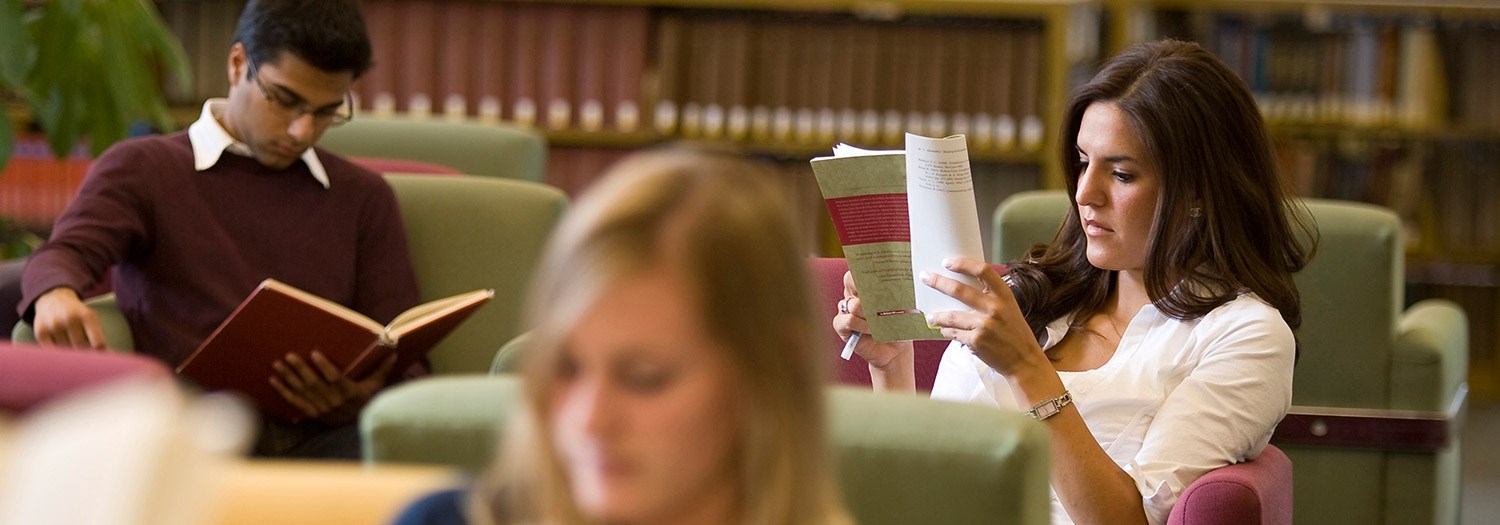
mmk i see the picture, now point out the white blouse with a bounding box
[930,293,1295,525]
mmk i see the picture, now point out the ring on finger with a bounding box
[839,298,849,314]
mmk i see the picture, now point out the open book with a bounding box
[177,279,493,422]
[810,133,987,342]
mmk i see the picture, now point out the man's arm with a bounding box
[20,142,154,348]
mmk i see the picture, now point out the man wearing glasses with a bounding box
[17,0,419,458]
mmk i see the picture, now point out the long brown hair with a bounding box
[474,145,851,525]
[1008,39,1314,338]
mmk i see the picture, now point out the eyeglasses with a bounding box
[246,54,354,126]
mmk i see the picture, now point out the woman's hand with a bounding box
[832,270,913,372]
[921,257,1047,378]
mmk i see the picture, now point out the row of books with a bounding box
[355,0,651,134]
[652,12,1048,152]
[1206,14,1447,129]
[1143,11,1500,131]
[153,0,1053,154]
[1275,137,1500,259]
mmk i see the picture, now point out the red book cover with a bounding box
[177,279,492,422]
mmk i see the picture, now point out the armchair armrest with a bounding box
[360,374,514,472]
[1392,299,1468,412]
[10,293,134,352]
[1167,445,1292,525]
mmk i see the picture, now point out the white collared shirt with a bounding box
[185,99,329,188]
[931,293,1295,525]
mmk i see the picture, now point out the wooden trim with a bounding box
[1271,383,1468,453]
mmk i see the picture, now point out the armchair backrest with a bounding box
[384,174,567,374]
[360,375,1053,525]
[318,117,547,182]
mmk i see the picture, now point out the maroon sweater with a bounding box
[20,132,420,366]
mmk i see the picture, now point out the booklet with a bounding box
[810,133,987,342]
[177,279,493,422]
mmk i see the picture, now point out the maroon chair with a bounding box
[348,157,464,176]
[1168,444,1293,525]
[808,257,946,391]
[0,342,171,415]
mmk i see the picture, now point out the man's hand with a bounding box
[268,351,397,425]
[32,287,107,349]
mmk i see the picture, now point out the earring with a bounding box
[1189,207,1203,218]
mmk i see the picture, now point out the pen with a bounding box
[840,331,861,360]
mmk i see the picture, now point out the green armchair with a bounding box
[13,175,567,376]
[992,190,1468,525]
[317,117,547,182]
[10,292,132,351]
[360,374,1052,525]
[379,174,565,374]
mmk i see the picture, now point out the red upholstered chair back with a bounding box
[808,258,947,391]
[0,342,170,415]
[349,157,464,176]
[1168,444,1294,525]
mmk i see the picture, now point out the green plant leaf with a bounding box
[0,108,13,171]
[44,89,82,159]
[0,0,27,87]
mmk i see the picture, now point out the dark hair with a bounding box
[233,0,373,77]
[1008,39,1314,340]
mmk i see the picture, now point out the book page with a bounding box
[387,289,496,340]
[810,147,942,342]
[260,280,382,333]
[906,133,986,315]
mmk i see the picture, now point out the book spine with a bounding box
[574,5,608,132]
[605,6,649,133]
[508,4,542,127]
[435,0,475,121]
[653,13,685,135]
[398,0,438,118]
[538,4,577,131]
[474,1,510,123]
[364,0,399,116]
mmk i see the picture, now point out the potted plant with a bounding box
[0,0,189,170]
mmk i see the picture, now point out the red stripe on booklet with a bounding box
[825,193,910,245]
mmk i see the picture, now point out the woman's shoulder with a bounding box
[391,488,472,525]
[1196,293,1295,348]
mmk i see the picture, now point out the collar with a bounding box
[186,99,330,188]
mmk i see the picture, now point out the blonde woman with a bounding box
[395,146,852,525]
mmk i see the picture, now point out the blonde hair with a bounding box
[474,146,850,525]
